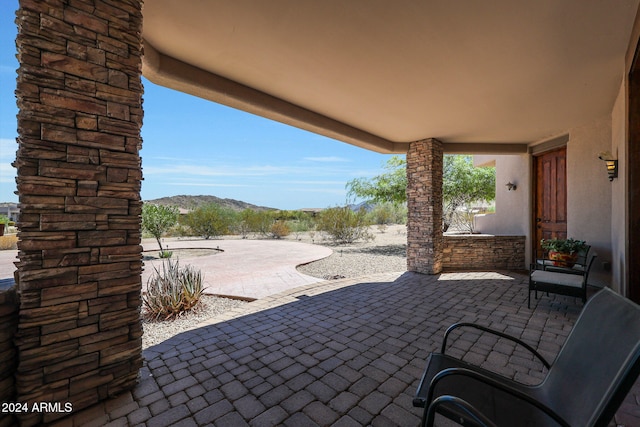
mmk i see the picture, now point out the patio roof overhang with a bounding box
[141,0,640,154]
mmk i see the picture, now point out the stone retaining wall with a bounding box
[0,284,19,427]
[442,234,526,271]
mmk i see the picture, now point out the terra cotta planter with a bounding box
[548,251,578,268]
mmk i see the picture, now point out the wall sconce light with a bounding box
[505,182,517,191]
[598,151,618,181]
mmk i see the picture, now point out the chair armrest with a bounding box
[442,323,551,369]
[422,395,498,427]
[426,367,570,427]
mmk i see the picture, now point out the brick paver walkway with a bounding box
[55,271,639,426]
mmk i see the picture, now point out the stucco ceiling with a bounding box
[141,0,639,153]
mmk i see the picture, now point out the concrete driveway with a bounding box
[142,238,333,300]
[0,238,333,300]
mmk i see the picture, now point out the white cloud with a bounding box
[0,162,16,183]
[0,138,17,159]
[288,187,346,195]
[303,156,350,163]
[143,162,338,177]
[167,182,250,187]
[149,156,197,162]
[143,164,241,177]
[278,180,345,186]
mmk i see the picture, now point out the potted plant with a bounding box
[540,237,587,268]
[0,215,9,237]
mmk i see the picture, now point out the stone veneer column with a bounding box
[406,139,444,274]
[14,0,143,424]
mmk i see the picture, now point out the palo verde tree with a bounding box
[346,155,495,231]
[142,203,180,250]
[346,156,407,204]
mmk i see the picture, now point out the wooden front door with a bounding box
[534,147,567,252]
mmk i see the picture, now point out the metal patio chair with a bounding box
[413,288,640,427]
[528,253,597,308]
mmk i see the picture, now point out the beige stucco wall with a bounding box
[566,115,613,288]
[474,155,532,265]
[475,120,615,287]
[611,80,627,295]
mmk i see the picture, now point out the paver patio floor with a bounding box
[55,271,639,427]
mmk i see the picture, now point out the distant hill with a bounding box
[145,195,276,212]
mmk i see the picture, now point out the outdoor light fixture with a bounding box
[598,151,618,181]
[505,182,517,191]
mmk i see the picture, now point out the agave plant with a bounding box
[180,264,204,311]
[143,258,204,321]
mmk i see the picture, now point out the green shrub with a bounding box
[288,217,315,240]
[143,258,204,321]
[240,209,274,237]
[316,206,373,244]
[159,250,173,258]
[367,202,407,225]
[183,203,236,239]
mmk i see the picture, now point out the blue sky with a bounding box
[0,1,398,210]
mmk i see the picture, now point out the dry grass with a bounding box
[0,235,18,250]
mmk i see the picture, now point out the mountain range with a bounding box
[145,195,276,212]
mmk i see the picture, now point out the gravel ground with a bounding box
[296,225,407,279]
[142,224,407,349]
[142,295,246,348]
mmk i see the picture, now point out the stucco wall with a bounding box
[474,155,531,265]
[566,115,613,288]
[611,80,628,295]
[475,122,614,289]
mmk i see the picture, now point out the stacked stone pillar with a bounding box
[14,0,144,424]
[406,139,444,274]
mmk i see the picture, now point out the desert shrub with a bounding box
[288,217,315,240]
[316,206,373,244]
[367,202,407,225]
[270,220,290,239]
[170,222,195,237]
[183,203,236,239]
[368,203,392,225]
[0,235,18,250]
[143,258,204,321]
[240,209,274,237]
[142,204,180,250]
[273,210,311,222]
[234,213,253,239]
[390,203,408,224]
